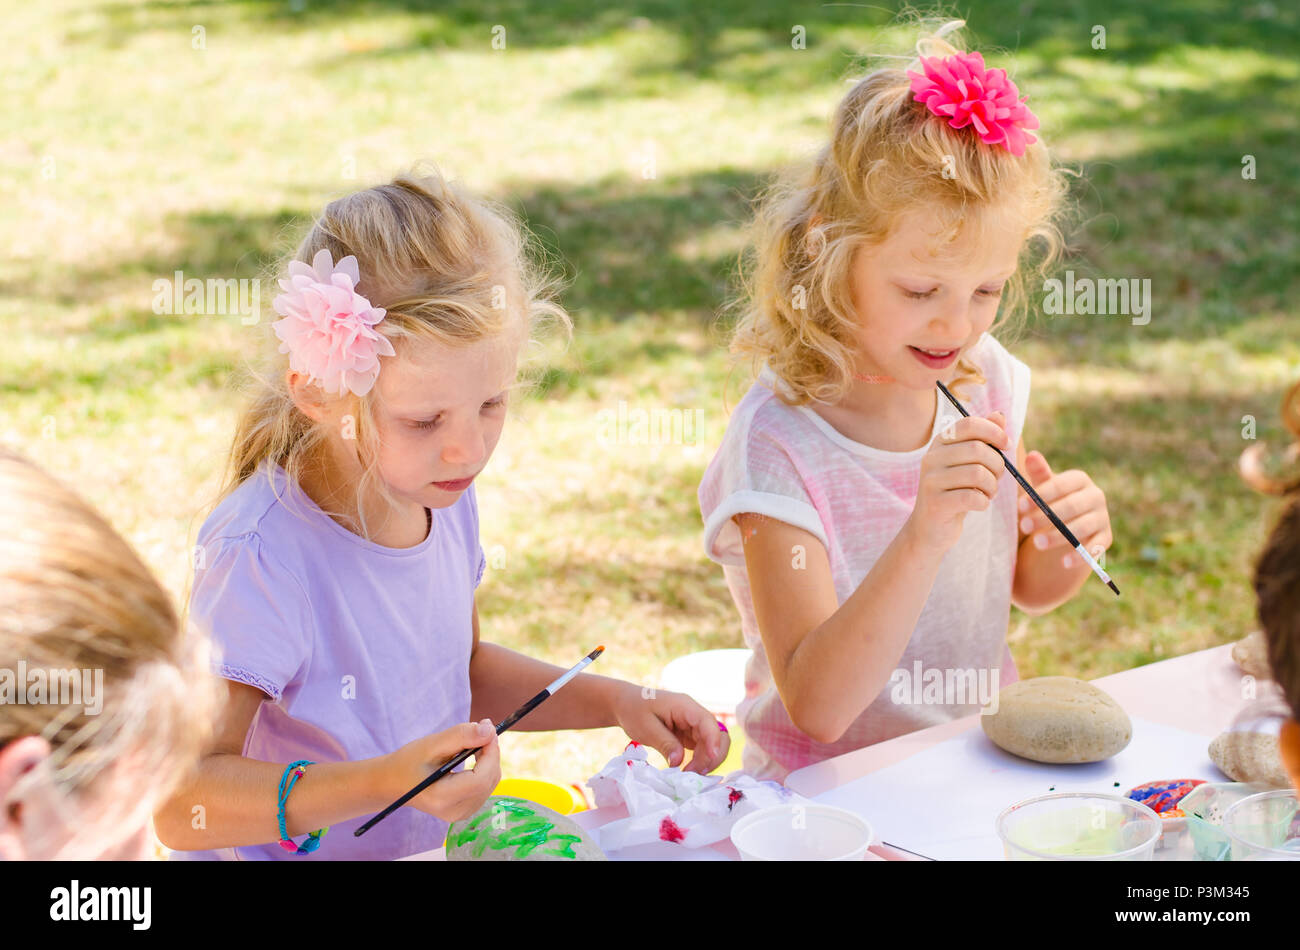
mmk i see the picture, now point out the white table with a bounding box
[407,644,1262,861]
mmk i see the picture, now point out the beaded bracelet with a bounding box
[277,760,329,855]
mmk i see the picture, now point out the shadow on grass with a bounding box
[78,0,1300,76]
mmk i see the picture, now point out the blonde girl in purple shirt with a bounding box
[156,165,728,860]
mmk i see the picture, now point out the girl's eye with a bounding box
[483,396,507,411]
[412,416,441,430]
[902,287,938,300]
[977,286,1005,298]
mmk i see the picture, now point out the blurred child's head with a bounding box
[1241,378,1300,787]
[221,163,569,538]
[0,447,214,860]
[734,20,1069,404]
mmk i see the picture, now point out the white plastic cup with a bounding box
[730,804,873,861]
[1223,789,1300,861]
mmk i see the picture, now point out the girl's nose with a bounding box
[933,300,973,340]
[443,420,487,467]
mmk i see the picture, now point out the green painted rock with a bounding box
[446,796,606,861]
[982,677,1132,763]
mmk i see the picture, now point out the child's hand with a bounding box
[1017,451,1112,566]
[908,411,1009,554]
[611,683,730,775]
[382,719,501,823]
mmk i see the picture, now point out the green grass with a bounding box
[4,0,1299,788]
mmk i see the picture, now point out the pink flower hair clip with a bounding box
[907,50,1040,157]
[271,247,396,398]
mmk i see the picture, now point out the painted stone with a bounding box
[981,676,1132,763]
[446,796,606,861]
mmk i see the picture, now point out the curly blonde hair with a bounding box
[209,161,569,545]
[731,19,1070,405]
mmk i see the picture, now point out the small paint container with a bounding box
[730,804,873,861]
[1223,789,1300,861]
[1178,782,1254,861]
[996,793,1162,860]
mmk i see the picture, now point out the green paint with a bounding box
[448,796,583,859]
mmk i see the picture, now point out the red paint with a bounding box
[626,741,641,748]
[659,817,686,843]
[727,787,743,811]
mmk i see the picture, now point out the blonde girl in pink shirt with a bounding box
[699,22,1114,781]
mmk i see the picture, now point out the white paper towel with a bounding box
[586,741,809,851]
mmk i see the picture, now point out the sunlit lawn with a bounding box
[4,0,1299,790]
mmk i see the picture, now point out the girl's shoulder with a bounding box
[197,462,302,550]
[715,367,823,455]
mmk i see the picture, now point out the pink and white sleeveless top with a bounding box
[698,332,1028,781]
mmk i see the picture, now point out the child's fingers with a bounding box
[679,707,725,775]
[1029,510,1109,552]
[1022,450,1053,484]
[931,438,1006,477]
[932,462,1002,500]
[1018,469,1090,510]
[938,415,1009,451]
[426,719,495,763]
[1018,485,1105,537]
[637,715,686,770]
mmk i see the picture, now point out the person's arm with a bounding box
[154,681,499,851]
[737,412,1010,745]
[1010,436,1113,615]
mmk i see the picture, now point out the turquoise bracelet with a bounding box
[277,760,328,855]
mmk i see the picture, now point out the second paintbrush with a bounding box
[935,381,1119,596]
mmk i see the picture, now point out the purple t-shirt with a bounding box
[173,461,485,860]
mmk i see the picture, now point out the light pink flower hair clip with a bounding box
[907,50,1040,157]
[271,248,396,397]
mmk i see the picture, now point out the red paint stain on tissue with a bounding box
[727,787,743,811]
[659,817,686,843]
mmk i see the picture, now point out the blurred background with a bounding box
[3,1,1298,790]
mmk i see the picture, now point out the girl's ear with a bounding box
[0,735,53,859]
[286,370,340,424]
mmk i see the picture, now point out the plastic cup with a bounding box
[1179,782,1254,861]
[1223,789,1300,861]
[996,792,1162,860]
[730,804,873,861]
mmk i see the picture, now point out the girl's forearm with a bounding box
[154,753,391,852]
[782,521,947,744]
[468,641,625,730]
[1011,535,1091,615]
